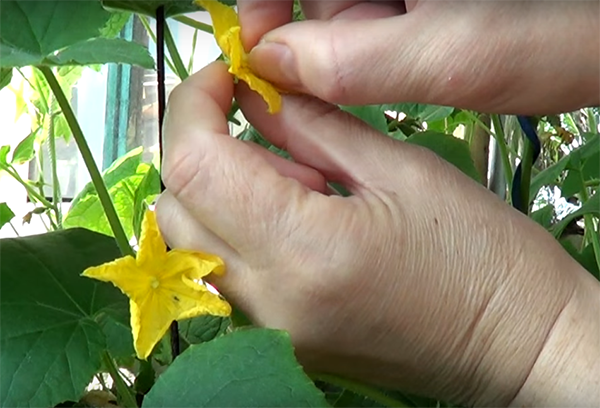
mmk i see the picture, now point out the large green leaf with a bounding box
[143,328,329,407]
[50,38,154,69]
[0,202,15,229]
[0,229,127,407]
[178,315,230,350]
[560,144,599,198]
[406,131,481,182]
[102,0,236,17]
[0,1,152,68]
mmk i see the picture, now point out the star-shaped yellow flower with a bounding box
[196,0,282,114]
[82,210,231,360]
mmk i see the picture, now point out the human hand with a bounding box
[156,62,598,406]
[238,0,600,115]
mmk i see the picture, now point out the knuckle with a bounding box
[161,146,207,201]
[305,24,350,103]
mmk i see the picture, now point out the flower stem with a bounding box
[102,351,138,408]
[38,66,134,257]
[310,373,413,407]
[47,99,63,228]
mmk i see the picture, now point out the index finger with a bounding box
[238,0,294,50]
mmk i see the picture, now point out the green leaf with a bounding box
[143,328,329,407]
[382,103,454,122]
[99,11,132,38]
[561,239,600,280]
[0,0,112,68]
[341,105,388,134]
[64,148,145,238]
[0,145,11,166]
[406,131,481,182]
[551,192,600,238]
[0,229,127,407]
[178,315,230,350]
[561,146,599,198]
[530,134,599,202]
[531,204,555,230]
[102,0,236,17]
[96,304,135,364]
[11,130,37,165]
[50,38,155,69]
[0,67,11,90]
[0,202,15,229]
[132,164,161,240]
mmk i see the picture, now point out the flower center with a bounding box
[150,278,160,289]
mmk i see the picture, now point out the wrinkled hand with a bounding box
[238,0,599,114]
[156,63,595,406]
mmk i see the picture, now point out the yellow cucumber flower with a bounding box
[82,210,231,360]
[196,0,282,114]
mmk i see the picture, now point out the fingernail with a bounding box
[249,42,301,89]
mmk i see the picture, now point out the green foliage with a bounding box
[143,329,329,407]
[0,0,152,68]
[10,130,37,165]
[102,0,236,17]
[1,1,598,406]
[406,131,481,182]
[64,148,160,240]
[0,202,15,229]
[0,229,126,407]
[0,67,11,90]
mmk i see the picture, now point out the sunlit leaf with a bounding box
[143,328,329,407]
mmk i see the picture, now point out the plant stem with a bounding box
[102,351,138,408]
[38,66,134,257]
[47,98,63,228]
[1,164,54,208]
[164,23,189,80]
[490,114,514,199]
[8,220,20,236]
[518,136,535,215]
[311,373,412,407]
[172,15,213,34]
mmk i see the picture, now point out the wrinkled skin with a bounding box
[157,1,599,406]
[242,0,599,115]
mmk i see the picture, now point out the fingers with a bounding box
[247,13,445,106]
[155,191,240,265]
[243,141,329,194]
[155,192,248,298]
[301,0,405,20]
[235,82,408,194]
[238,0,293,50]
[162,61,323,254]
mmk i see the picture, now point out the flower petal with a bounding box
[130,277,231,359]
[163,250,225,281]
[196,0,239,54]
[82,256,152,300]
[137,210,168,267]
[129,294,176,360]
[236,67,283,114]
